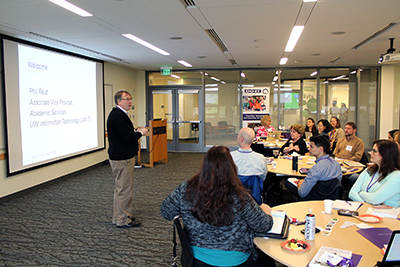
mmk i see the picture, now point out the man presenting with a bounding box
[285,136,342,200]
[333,122,364,162]
[231,127,267,204]
[107,90,148,228]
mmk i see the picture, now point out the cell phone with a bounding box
[337,209,359,217]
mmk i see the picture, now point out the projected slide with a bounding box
[18,44,97,165]
[2,36,104,174]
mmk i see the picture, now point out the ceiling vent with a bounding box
[205,29,228,52]
[229,59,237,65]
[180,0,196,7]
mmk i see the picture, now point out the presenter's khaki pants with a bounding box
[109,157,135,226]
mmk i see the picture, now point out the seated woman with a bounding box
[256,115,275,139]
[349,140,400,208]
[317,119,333,140]
[329,117,345,151]
[160,146,275,267]
[304,118,318,137]
[279,124,307,155]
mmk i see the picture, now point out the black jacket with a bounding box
[107,107,142,160]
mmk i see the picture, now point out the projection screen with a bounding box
[1,35,105,175]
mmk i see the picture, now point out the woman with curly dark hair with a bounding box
[160,146,275,267]
[349,140,400,207]
[317,119,333,140]
[304,118,318,137]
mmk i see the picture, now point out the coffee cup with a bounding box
[324,199,333,214]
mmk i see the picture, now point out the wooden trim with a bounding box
[0,153,6,160]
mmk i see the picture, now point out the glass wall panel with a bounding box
[147,67,379,152]
[303,78,318,127]
[279,69,317,131]
[152,91,173,143]
[319,69,352,125]
[358,68,378,149]
[149,71,202,86]
[204,71,240,148]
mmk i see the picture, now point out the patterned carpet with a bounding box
[0,152,290,267]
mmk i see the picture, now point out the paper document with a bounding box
[287,178,299,187]
[332,200,362,212]
[366,207,400,219]
[308,246,352,267]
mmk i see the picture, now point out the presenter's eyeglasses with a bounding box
[121,98,132,101]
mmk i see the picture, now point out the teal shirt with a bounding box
[191,246,250,266]
[349,169,400,207]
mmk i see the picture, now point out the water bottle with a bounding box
[292,156,298,171]
[305,209,316,240]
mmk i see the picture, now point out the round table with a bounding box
[254,201,400,267]
[268,155,363,177]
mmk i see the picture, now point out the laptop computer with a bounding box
[379,230,400,266]
[267,131,282,141]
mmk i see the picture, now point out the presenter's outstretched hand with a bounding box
[137,127,149,135]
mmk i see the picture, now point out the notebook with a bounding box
[267,131,282,141]
[380,230,400,266]
[332,200,362,212]
[343,160,365,168]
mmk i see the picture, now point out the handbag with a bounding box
[172,216,194,267]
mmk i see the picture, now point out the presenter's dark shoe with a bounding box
[117,221,141,228]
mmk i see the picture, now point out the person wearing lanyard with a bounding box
[285,135,342,200]
[231,127,268,181]
[349,140,400,208]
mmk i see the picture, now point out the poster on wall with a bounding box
[242,87,270,128]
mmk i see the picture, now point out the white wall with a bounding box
[0,62,143,198]
[380,64,400,139]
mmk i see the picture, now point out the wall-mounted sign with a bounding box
[161,67,172,76]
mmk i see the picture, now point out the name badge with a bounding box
[346,145,353,151]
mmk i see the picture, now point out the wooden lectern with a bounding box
[143,119,168,167]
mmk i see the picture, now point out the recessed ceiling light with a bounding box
[122,34,170,56]
[170,37,183,40]
[178,60,192,67]
[49,0,93,17]
[331,31,346,35]
[285,25,304,52]
[279,58,288,65]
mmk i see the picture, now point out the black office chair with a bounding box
[173,217,193,267]
[360,151,370,166]
[250,143,265,156]
[301,178,345,201]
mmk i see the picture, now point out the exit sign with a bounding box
[161,67,172,76]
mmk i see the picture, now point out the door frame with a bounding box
[147,85,204,152]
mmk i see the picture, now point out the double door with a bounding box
[150,87,203,152]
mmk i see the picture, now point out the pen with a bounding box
[346,201,352,206]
